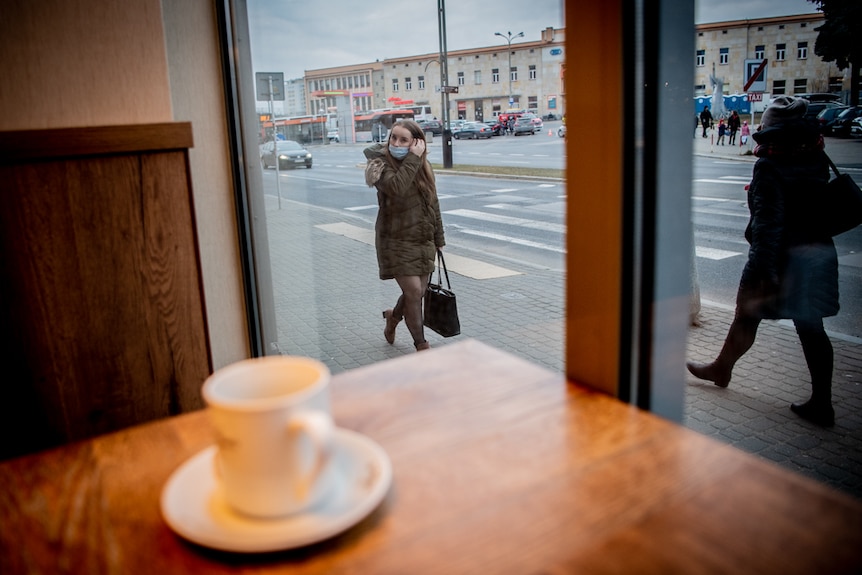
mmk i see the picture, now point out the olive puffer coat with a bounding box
[363,144,445,280]
[739,124,839,322]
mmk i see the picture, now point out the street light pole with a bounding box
[438,0,453,169]
[495,31,523,109]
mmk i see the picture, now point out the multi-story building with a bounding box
[694,13,848,101]
[303,27,565,123]
[295,14,849,124]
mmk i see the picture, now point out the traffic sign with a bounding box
[441,86,459,94]
[743,59,767,93]
[747,92,763,102]
[255,72,284,101]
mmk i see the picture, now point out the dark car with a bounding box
[483,118,505,135]
[829,106,862,138]
[452,122,493,139]
[512,117,535,136]
[803,101,844,121]
[417,119,442,136]
[815,105,849,134]
[260,140,313,169]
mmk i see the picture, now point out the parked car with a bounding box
[260,140,313,169]
[829,106,862,137]
[797,93,842,103]
[815,105,849,134]
[452,122,493,139]
[850,117,862,138]
[327,129,339,143]
[512,118,535,136]
[526,115,544,133]
[417,119,442,136]
[482,118,505,136]
[803,101,844,122]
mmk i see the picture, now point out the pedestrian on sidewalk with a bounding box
[364,119,446,352]
[728,110,740,145]
[740,120,751,147]
[717,118,727,145]
[686,96,839,427]
[700,105,713,138]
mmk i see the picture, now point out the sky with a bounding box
[248,0,819,81]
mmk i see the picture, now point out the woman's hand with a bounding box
[410,137,426,157]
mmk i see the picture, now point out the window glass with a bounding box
[242,1,566,375]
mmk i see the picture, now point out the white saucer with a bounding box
[160,427,392,553]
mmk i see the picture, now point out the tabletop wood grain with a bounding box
[2,339,861,574]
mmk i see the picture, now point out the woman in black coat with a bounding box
[687,96,839,426]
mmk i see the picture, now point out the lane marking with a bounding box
[457,228,566,253]
[314,222,521,279]
[489,188,518,193]
[444,208,565,233]
[695,246,741,260]
[694,179,749,185]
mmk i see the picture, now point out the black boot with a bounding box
[791,321,834,426]
[686,361,731,388]
[790,400,834,427]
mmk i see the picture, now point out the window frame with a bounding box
[219,0,691,422]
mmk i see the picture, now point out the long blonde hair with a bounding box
[385,119,437,198]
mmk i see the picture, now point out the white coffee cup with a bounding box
[202,356,334,518]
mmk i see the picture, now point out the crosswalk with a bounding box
[311,179,752,271]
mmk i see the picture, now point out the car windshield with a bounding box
[276,141,304,151]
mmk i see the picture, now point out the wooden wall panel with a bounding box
[0,123,210,459]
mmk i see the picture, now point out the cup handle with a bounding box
[287,411,334,500]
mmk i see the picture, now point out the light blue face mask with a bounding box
[389,145,409,160]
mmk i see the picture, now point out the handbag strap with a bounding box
[823,150,841,179]
[433,249,452,289]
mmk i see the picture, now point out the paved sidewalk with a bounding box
[264,135,861,502]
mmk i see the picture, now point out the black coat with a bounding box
[739,126,839,321]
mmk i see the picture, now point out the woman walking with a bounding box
[686,96,839,426]
[364,119,445,352]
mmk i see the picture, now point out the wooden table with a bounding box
[2,340,861,574]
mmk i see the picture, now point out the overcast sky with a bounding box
[248,0,819,81]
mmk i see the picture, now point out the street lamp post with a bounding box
[494,31,523,110]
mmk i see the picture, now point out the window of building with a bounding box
[773,79,786,94]
[797,41,808,60]
[528,96,538,111]
[474,70,481,84]
[418,75,425,90]
[392,78,398,92]
[719,47,728,65]
[510,67,518,82]
[529,65,537,80]
[405,77,412,90]
[776,43,786,61]
[492,68,500,83]
[829,76,842,92]
[794,78,807,93]
[754,45,764,59]
[457,71,464,86]
[696,49,705,67]
[801,22,807,28]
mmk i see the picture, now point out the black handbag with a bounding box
[424,250,461,337]
[818,152,862,237]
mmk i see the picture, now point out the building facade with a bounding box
[302,27,565,123]
[694,13,848,102]
[291,14,849,125]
